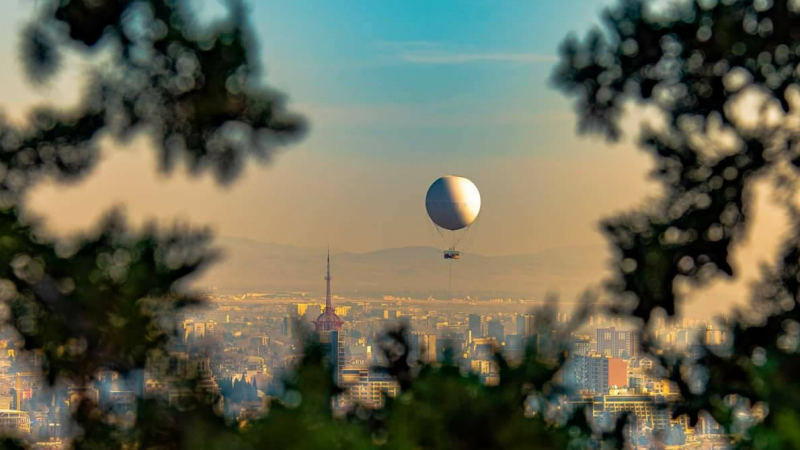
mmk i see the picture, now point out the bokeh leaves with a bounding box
[17,0,306,185]
[554,0,800,447]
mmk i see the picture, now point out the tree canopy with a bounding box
[555,0,800,447]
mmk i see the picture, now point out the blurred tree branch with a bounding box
[554,0,800,447]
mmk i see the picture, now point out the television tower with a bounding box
[313,248,343,333]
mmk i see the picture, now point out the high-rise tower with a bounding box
[313,249,343,333]
[313,249,344,387]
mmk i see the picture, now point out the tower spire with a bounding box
[325,246,332,313]
[313,246,342,333]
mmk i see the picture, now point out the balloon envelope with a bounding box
[425,176,481,231]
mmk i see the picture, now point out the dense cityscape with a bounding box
[0,251,733,449]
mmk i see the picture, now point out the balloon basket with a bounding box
[444,250,460,260]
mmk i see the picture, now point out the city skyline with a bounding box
[185,252,729,446]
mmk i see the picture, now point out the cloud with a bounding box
[374,41,556,65]
[295,102,571,128]
[400,52,557,65]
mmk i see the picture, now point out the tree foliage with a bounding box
[554,0,800,447]
[18,0,305,185]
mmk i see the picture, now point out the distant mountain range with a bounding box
[192,237,612,299]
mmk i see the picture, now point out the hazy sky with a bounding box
[3,0,656,253]
[0,0,790,317]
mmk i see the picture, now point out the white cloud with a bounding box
[295,102,570,128]
[400,52,557,65]
[374,41,556,65]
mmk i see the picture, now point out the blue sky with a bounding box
[247,0,605,105]
[244,0,612,159]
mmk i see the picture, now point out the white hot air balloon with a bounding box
[425,176,481,259]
